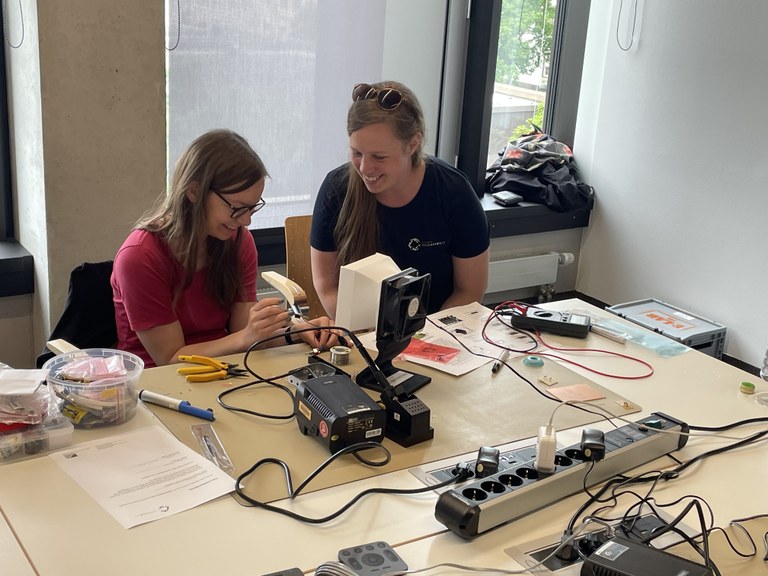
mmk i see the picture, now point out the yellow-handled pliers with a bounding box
[176,355,249,383]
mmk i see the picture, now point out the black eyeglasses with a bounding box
[352,83,405,111]
[214,191,266,219]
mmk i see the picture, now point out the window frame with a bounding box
[457,0,591,195]
[1,11,35,298]
[1,10,14,242]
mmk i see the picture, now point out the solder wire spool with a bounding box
[330,345,351,366]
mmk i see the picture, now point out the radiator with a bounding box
[486,252,562,294]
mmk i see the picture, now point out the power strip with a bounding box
[434,412,688,539]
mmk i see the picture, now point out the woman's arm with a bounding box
[310,247,341,319]
[440,248,490,310]
[139,298,292,366]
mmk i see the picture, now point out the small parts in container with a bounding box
[0,368,50,461]
[50,355,133,428]
[1,368,76,462]
[0,430,23,459]
[0,388,48,426]
[1,415,75,463]
[0,368,49,426]
[53,355,127,383]
[58,398,120,428]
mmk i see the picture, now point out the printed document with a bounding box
[50,425,234,528]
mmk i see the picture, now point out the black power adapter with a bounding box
[580,428,605,461]
[581,536,713,576]
[474,446,500,478]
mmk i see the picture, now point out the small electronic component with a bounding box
[538,375,558,386]
[191,423,235,476]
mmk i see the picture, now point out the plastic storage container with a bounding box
[43,349,144,427]
[761,347,768,382]
[0,413,74,463]
[606,299,726,358]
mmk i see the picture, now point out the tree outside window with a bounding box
[488,0,556,166]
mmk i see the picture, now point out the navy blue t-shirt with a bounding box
[310,157,490,313]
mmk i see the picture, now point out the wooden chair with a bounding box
[284,215,327,319]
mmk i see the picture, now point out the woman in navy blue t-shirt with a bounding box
[310,81,490,316]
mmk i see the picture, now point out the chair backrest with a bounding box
[36,261,117,368]
[284,215,326,319]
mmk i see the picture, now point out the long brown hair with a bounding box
[136,129,268,308]
[334,81,426,266]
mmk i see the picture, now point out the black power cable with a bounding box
[234,442,471,524]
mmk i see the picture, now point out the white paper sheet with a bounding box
[49,426,234,529]
[359,302,533,376]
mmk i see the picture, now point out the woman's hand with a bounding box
[292,316,339,351]
[244,298,292,347]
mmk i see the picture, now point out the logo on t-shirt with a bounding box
[408,237,446,252]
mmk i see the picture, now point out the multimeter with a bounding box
[505,306,591,338]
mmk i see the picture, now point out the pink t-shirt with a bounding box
[111,229,258,367]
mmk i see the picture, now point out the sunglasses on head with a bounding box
[352,83,405,111]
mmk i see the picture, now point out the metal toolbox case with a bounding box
[606,298,726,358]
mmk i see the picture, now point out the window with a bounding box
[458,0,590,194]
[166,0,450,231]
[164,0,590,254]
[489,0,556,167]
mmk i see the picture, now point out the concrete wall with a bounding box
[1,0,165,367]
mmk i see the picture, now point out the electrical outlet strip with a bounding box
[434,413,688,539]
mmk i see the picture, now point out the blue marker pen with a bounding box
[139,390,215,421]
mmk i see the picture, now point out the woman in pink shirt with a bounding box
[112,129,335,367]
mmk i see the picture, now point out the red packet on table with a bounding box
[403,337,460,364]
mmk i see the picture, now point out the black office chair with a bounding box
[36,261,117,368]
